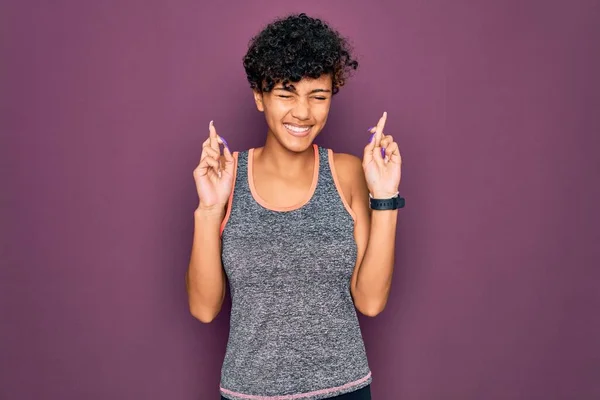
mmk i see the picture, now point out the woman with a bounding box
[186,13,403,400]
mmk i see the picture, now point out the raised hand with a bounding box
[362,112,402,198]
[193,121,235,211]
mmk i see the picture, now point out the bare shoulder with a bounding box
[332,152,363,180]
[332,152,368,203]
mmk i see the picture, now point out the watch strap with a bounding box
[369,193,405,210]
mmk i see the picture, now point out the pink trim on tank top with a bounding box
[220,152,239,236]
[327,149,357,222]
[220,371,371,400]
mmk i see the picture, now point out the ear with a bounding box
[253,89,265,112]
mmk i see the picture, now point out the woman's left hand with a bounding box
[362,112,402,198]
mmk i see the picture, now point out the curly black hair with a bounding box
[243,13,358,95]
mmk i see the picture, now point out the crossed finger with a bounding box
[374,111,387,148]
[199,121,226,177]
[384,141,401,163]
[202,143,220,161]
[380,134,394,149]
[209,120,220,153]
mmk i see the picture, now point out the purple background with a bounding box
[2,1,599,399]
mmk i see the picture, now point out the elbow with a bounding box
[189,305,220,323]
[186,275,224,323]
[356,299,387,318]
[359,305,385,318]
[352,286,389,317]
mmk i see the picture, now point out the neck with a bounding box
[255,133,315,177]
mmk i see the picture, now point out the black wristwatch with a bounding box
[369,192,405,210]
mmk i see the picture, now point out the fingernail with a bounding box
[220,136,230,150]
[369,133,375,143]
[381,148,386,158]
[367,126,375,132]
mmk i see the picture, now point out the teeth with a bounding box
[284,124,310,133]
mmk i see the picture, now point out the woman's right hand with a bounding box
[193,121,234,212]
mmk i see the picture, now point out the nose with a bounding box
[290,97,311,121]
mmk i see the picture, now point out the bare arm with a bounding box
[338,112,402,317]
[186,208,227,323]
[336,154,398,317]
[349,160,398,317]
[186,121,234,323]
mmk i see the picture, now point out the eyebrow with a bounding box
[274,87,332,94]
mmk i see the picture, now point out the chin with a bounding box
[280,139,314,153]
[285,134,319,151]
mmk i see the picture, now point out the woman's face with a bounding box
[254,74,333,153]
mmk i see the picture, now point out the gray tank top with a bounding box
[219,144,371,400]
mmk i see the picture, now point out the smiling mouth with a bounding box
[283,123,312,136]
